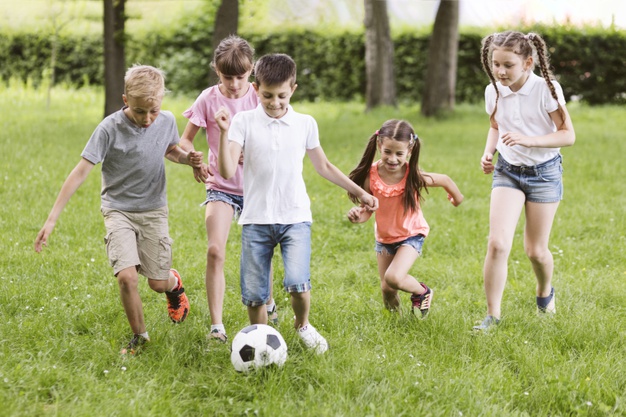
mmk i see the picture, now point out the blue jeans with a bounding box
[240,222,312,307]
[492,154,563,203]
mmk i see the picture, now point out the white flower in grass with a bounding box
[86,294,92,299]
[103,370,109,375]
[408,354,414,359]
[121,367,127,372]
[91,258,95,262]
[524,392,529,396]
[586,401,592,406]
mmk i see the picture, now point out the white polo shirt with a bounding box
[485,72,566,166]
[228,104,321,225]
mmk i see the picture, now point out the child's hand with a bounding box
[193,163,210,183]
[501,132,532,148]
[360,193,379,212]
[481,152,494,174]
[447,193,464,207]
[214,106,231,132]
[34,222,54,253]
[347,206,365,223]
[188,150,204,168]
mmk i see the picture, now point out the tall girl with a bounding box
[347,120,463,316]
[179,36,276,342]
[474,31,575,330]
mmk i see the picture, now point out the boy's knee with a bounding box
[116,268,139,288]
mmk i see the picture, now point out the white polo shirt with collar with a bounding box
[228,104,321,225]
[485,72,566,166]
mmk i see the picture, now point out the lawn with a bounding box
[0,84,624,416]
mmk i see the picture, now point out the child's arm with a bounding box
[165,144,203,168]
[500,105,576,148]
[214,106,243,180]
[423,172,464,207]
[180,121,209,183]
[34,158,95,252]
[307,147,378,211]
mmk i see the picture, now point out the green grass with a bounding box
[1,84,625,417]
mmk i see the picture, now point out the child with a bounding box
[34,65,203,355]
[347,120,463,316]
[215,53,378,354]
[474,31,575,330]
[179,35,277,343]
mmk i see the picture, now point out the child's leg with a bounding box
[378,247,423,292]
[524,201,560,297]
[117,266,146,335]
[248,305,268,325]
[290,290,310,329]
[483,187,526,318]
[204,201,236,327]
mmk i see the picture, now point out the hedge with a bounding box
[1,24,625,105]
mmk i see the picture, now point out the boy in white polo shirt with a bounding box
[215,53,378,354]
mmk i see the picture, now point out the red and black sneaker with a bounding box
[410,283,433,318]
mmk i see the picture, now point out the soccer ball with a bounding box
[230,324,288,372]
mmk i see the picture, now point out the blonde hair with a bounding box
[124,64,166,101]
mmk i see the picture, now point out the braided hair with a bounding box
[348,120,429,214]
[480,31,566,128]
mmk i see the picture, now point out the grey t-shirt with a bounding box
[81,108,179,212]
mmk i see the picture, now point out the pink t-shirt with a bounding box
[183,84,258,195]
[369,162,429,243]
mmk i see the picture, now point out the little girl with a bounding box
[347,120,463,316]
[179,36,277,342]
[474,31,575,330]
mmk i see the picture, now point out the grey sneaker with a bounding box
[267,304,279,326]
[537,287,556,314]
[473,315,500,331]
[297,324,328,354]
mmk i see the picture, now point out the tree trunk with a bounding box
[103,0,126,118]
[364,0,396,111]
[209,0,239,86]
[421,0,459,117]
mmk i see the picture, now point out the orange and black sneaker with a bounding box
[166,269,189,323]
[120,334,149,356]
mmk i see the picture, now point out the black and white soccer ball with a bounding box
[230,324,288,372]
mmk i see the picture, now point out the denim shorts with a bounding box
[492,154,563,203]
[200,189,243,217]
[240,222,312,307]
[375,234,425,256]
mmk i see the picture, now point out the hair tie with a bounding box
[375,130,380,135]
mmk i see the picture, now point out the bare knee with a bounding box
[206,243,226,265]
[486,237,511,259]
[383,271,402,290]
[117,268,139,290]
[525,246,552,266]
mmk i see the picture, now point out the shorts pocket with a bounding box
[158,237,173,270]
[104,232,122,268]
[537,164,563,182]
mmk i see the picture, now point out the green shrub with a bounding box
[1,24,625,105]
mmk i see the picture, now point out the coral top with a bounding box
[369,162,429,243]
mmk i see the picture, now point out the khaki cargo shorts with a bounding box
[101,206,172,280]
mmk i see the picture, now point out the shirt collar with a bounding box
[498,72,540,97]
[255,104,294,126]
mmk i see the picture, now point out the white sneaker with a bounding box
[298,324,328,354]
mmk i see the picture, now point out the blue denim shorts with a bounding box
[375,234,425,256]
[200,189,243,217]
[240,222,312,307]
[492,155,563,203]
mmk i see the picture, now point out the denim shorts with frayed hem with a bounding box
[375,234,425,256]
[492,154,563,203]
